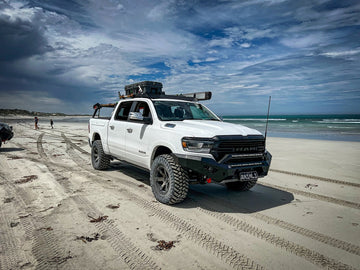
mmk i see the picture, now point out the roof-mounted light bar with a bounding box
[180,91,212,101]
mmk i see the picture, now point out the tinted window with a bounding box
[133,101,151,118]
[115,101,133,121]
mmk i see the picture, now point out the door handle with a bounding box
[110,125,115,130]
[127,128,133,133]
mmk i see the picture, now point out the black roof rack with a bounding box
[133,93,196,101]
[117,91,211,102]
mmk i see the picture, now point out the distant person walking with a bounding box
[34,117,39,130]
[50,119,54,129]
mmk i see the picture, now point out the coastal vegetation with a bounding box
[0,108,89,116]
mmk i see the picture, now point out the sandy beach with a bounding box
[0,118,359,270]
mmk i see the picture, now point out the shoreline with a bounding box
[268,133,360,143]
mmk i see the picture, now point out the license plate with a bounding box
[239,171,258,181]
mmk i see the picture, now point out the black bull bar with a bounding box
[173,151,272,182]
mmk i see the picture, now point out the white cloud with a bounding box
[226,84,259,89]
[147,2,171,20]
[225,27,276,41]
[205,57,218,62]
[291,3,360,32]
[240,43,251,48]
[208,37,233,48]
[320,49,360,58]
[280,33,327,49]
[0,2,37,22]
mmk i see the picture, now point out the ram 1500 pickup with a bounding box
[88,81,271,204]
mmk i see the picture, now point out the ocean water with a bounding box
[222,114,360,142]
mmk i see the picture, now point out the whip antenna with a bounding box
[264,96,271,142]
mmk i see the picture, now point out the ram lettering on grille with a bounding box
[234,146,258,152]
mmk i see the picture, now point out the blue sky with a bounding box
[0,0,359,115]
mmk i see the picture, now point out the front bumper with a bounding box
[173,152,272,182]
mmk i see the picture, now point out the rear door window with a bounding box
[133,101,151,118]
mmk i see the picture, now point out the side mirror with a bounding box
[143,117,153,125]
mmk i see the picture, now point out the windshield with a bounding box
[153,100,220,121]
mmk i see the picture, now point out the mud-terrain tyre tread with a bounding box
[91,140,110,170]
[225,180,257,191]
[150,154,189,205]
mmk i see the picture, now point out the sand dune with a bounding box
[0,119,359,270]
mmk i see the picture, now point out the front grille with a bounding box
[222,156,264,165]
[210,135,265,162]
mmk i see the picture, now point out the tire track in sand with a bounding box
[0,175,33,270]
[190,189,360,257]
[270,169,360,188]
[258,181,360,210]
[0,166,75,269]
[72,195,160,270]
[37,132,161,270]
[183,197,357,270]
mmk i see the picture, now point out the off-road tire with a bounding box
[150,154,189,205]
[225,180,257,191]
[91,140,110,170]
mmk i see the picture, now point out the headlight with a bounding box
[182,137,214,153]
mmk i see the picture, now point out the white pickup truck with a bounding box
[88,81,271,204]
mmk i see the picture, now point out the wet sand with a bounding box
[0,118,359,269]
